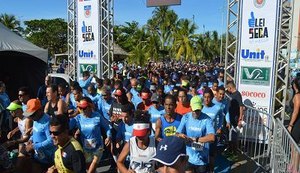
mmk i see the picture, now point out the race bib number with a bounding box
[84,138,97,149]
[191,142,204,151]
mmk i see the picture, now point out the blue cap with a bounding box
[151,136,187,165]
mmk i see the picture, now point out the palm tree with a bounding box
[195,33,213,61]
[0,13,23,35]
[127,27,149,66]
[172,19,197,62]
[148,7,178,58]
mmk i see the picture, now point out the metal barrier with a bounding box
[237,105,275,172]
[271,118,300,173]
[236,105,300,173]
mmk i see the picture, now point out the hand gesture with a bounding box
[248,11,255,27]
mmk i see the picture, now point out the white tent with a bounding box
[0,22,48,62]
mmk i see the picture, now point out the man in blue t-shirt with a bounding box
[24,99,56,173]
[176,96,215,173]
[155,95,181,141]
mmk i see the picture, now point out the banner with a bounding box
[77,0,100,78]
[147,0,181,7]
[236,0,279,142]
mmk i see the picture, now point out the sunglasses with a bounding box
[102,94,108,97]
[49,130,63,136]
[18,94,24,97]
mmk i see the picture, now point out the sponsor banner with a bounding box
[237,0,279,143]
[147,0,181,7]
[79,64,97,74]
[77,0,100,78]
[241,66,270,86]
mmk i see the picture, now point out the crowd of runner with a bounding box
[0,60,246,173]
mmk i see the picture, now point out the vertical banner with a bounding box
[77,0,100,78]
[237,0,279,142]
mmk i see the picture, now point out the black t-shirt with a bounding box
[59,139,86,173]
[228,91,243,127]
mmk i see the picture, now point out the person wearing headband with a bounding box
[69,97,112,173]
[137,88,152,111]
[117,110,156,173]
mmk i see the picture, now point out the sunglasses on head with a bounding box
[49,130,63,136]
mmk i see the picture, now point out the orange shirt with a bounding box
[175,102,192,115]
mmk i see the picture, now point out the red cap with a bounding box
[114,89,122,96]
[132,123,150,137]
[141,92,150,100]
[78,100,89,109]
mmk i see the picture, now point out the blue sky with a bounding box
[0,0,226,34]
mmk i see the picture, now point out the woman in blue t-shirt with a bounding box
[70,97,112,173]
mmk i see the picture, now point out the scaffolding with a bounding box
[273,0,294,121]
[100,0,114,78]
[224,0,239,84]
[67,0,114,80]
[67,0,76,81]
[224,0,293,119]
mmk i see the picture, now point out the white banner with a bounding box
[236,0,280,141]
[77,0,100,78]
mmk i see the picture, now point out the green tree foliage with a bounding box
[172,19,197,62]
[24,18,67,56]
[114,7,224,65]
[0,13,23,35]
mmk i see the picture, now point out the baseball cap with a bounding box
[181,80,189,87]
[7,101,22,111]
[151,93,160,103]
[114,89,123,96]
[78,100,89,109]
[141,92,150,100]
[190,96,202,111]
[151,136,187,165]
[132,123,150,137]
[24,99,41,117]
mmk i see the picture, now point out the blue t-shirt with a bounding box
[164,85,172,94]
[218,79,224,87]
[70,111,111,152]
[148,105,164,135]
[160,114,182,138]
[130,88,142,109]
[177,112,215,166]
[97,98,113,121]
[0,92,10,108]
[87,93,101,109]
[79,76,93,90]
[31,113,56,164]
[212,98,230,124]
[116,122,133,142]
[69,93,77,110]
[201,103,223,131]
